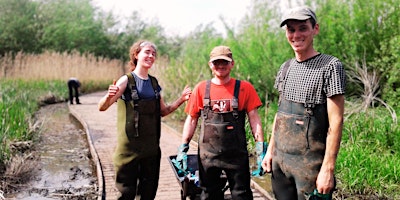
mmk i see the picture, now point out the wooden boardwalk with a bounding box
[68,91,273,200]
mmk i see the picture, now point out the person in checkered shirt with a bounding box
[262,6,346,200]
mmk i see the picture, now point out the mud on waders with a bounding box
[198,80,253,199]
[273,59,333,199]
[125,73,160,138]
[114,72,161,199]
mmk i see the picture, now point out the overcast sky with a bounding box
[91,0,252,36]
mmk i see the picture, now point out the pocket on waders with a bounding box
[274,111,310,154]
[202,122,239,154]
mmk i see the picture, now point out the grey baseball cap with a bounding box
[280,6,317,27]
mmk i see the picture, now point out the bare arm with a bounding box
[262,114,277,173]
[160,85,191,117]
[316,94,344,194]
[98,77,127,111]
[181,115,198,144]
[247,108,264,142]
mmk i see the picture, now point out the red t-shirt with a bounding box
[185,78,262,118]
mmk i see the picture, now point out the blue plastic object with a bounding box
[251,141,267,176]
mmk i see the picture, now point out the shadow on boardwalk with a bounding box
[69,91,273,200]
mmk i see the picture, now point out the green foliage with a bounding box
[156,25,223,120]
[0,78,105,164]
[166,24,224,88]
[0,0,40,55]
[374,35,400,108]
[227,1,291,102]
[37,0,111,56]
[338,109,400,197]
[316,0,400,108]
[0,80,61,161]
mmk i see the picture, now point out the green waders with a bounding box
[114,73,161,200]
[271,99,333,200]
[198,80,253,200]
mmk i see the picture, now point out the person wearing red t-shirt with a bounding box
[173,46,265,200]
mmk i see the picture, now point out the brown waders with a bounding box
[271,99,334,200]
[198,80,253,200]
[114,73,161,200]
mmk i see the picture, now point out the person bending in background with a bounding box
[98,40,191,200]
[262,6,346,200]
[67,77,81,104]
[173,45,266,200]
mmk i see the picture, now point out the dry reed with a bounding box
[0,51,126,83]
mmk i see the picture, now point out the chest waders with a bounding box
[198,80,253,200]
[272,60,332,200]
[199,80,248,169]
[114,73,161,200]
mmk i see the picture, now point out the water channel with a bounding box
[7,103,98,200]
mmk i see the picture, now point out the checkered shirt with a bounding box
[274,54,346,105]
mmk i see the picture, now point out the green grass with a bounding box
[0,79,63,162]
[337,109,400,198]
[0,79,106,165]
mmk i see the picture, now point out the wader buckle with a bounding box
[232,97,239,119]
[305,108,313,116]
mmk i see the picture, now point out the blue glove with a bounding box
[252,142,267,176]
[171,143,189,176]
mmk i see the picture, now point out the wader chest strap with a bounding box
[125,73,160,137]
[202,79,241,119]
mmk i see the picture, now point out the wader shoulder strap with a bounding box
[202,80,212,119]
[126,73,139,107]
[148,74,160,99]
[278,59,292,105]
[125,73,140,137]
[281,59,292,81]
[232,79,240,119]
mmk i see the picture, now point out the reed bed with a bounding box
[1,51,125,83]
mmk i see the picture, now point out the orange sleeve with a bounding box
[184,81,207,118]
[238,80,262,112]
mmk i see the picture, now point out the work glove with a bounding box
[171,143,189,177]
[307,189,332,200]
[251,141,267,176]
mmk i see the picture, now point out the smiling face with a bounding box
[136,44,157,69]
[285,19,319,57]
[209,59,234,79]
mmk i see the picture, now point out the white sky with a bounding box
[91,0,252,36]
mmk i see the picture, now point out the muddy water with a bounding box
[8,103,98,200]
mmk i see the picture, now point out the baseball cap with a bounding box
[280,6,317,27]
[209,46,233,62]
